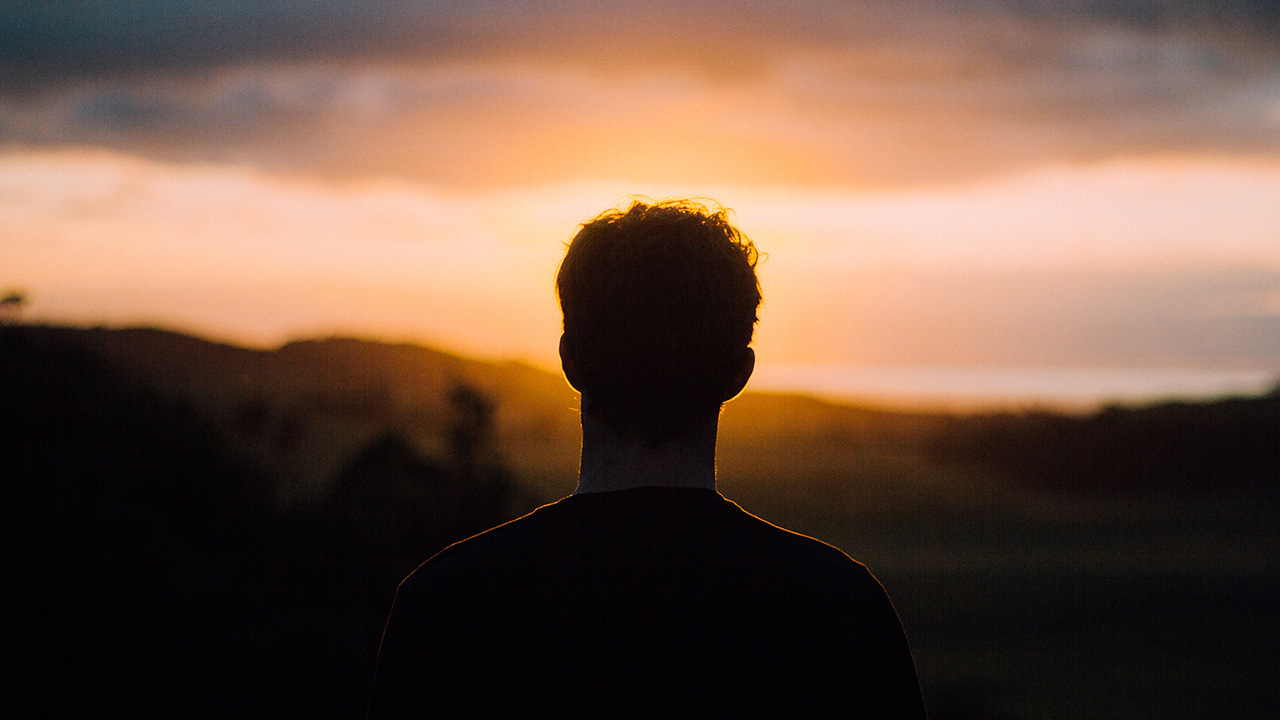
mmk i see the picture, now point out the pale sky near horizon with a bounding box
[3,1,1279,402]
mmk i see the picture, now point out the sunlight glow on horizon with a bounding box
[4,148,1279,397]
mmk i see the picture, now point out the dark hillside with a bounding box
[26,325,581,500]
[19,324,1279,510]
[2,326,533,719]
[2,327,272,717]
[934,391,1280,493]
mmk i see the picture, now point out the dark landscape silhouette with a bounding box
[3,323,1277,719]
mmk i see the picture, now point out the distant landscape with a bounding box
[4,324,1276,719]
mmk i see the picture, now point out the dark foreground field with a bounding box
[4,325,1276,719]
[819,494,1279,720]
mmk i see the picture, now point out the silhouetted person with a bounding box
[367,200,927,717]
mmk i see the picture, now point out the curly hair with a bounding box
[556,199,762,443]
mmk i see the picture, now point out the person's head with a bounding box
[557,199,761,444]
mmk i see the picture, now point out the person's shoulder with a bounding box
[718,496,880,585]
[396,496,565,592]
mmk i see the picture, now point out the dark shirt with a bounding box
[368,487,926,718]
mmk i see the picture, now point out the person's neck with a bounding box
[573,410,718,495]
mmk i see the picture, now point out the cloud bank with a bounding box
[3,0,1277,187]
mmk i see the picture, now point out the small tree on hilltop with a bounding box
[1,290,28,325]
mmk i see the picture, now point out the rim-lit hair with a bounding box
[557,199,761,442]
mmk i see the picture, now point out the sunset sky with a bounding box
[3,1,1279,405]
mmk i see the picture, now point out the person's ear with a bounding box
[560,333,583,392]
[721,347,755,402]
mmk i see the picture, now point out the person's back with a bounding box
[367,200,926,717]
[369,487,923,716]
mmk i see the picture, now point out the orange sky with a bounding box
[3,1,1279,403]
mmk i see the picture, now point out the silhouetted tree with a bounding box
[0,289,27,324]
[448,382,495,475]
